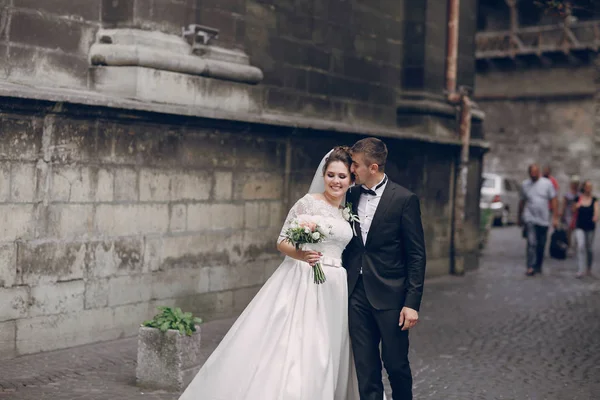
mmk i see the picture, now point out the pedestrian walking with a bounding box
[573,180,598,278]
[543,165,559,224]
[519,164,558,276]
[543,166,559,192]
[560,175,580,253]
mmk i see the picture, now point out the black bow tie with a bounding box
[360,176,387,196]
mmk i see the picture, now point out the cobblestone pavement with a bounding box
[1,227,599,399]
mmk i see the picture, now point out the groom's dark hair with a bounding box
[351,137,388,172]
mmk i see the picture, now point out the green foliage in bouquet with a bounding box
[282,220,330,284]
[283,225,326,250]
[142,306,203,336]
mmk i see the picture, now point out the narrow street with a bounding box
[1,227,599,400]
[410,227,600,399]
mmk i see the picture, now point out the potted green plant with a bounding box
[136,306,203,391]
[479,207,494,250]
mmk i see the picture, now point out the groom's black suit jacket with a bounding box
[342,180,426,311]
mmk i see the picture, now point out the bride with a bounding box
[178,146,361,399]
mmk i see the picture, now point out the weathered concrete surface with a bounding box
[0,0,482,138]
[91,66,264,113]
[0,97,285,358]
[88,28,264,84]
[476,62,599,191]
[0,95,483,359]
[0,80,489,148]
[475,0,599,191]
[136,326,202,391]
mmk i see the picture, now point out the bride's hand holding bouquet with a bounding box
[281,219,332,284]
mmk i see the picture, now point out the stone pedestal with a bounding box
[136,326,202,392]
[88,28,263,109]
[88,29,263,84]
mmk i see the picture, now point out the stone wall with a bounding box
[476,0,600,192]
[0,0,100,88]
[0,99,285,357]
[0,95,482,358]
[0,0,487,358]
[0,0,480,133]
[476,62,598,192]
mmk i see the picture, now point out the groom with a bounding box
[343,137,426,399]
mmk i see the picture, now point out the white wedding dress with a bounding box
[178,194,361,400]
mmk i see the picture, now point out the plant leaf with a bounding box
[160,321,171,332]
[142,306,203,336]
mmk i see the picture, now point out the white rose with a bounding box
[341,208,350,221]
[311,232,321,240]
[304,227,310,234]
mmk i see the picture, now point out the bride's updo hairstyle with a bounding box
[322,146,354,180]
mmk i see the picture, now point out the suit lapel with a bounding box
[349,186,365,247]
[365,182,396,247]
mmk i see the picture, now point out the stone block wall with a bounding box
[0,0,101,88]
[0,100,287,357]
[249,0,403,125]
[0,0,487,358]
[0,97,482,358]
[0,0,480,131]
[248,0,478,124]
[476,62,598,192]
[480,98,597,189]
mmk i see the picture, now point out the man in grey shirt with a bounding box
[519,164,558,276]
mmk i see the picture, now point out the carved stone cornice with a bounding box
[89,29,263,85]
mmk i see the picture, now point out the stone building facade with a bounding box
[476,0,599,192]
[0,0,486,358]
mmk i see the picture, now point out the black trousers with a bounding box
[349,277,412,400]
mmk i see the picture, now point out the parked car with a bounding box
[480,173,521,226]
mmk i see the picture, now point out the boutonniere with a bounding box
[342,202,361,236]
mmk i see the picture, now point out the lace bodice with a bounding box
[278,194,353,259]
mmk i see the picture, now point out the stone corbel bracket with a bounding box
[89,29,263,84]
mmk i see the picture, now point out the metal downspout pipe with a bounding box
[446,0,473,275]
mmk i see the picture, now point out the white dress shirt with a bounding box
[358,174,388,245]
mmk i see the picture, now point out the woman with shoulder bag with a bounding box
[560,176,580,252]
[573,180,599,278]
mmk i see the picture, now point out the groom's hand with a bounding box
[399,307,419,331]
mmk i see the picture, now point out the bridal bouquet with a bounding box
[282,219,331,284]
